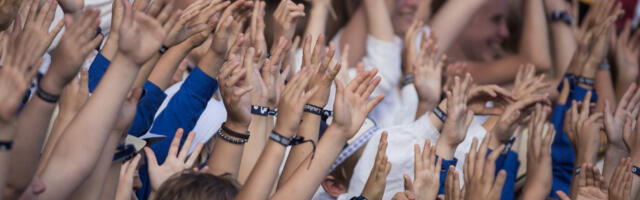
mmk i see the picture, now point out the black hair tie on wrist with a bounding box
[221,123,249,140]
[270,130,316,169]
[36,82,59,103]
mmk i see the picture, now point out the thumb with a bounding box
[556,190,571,200]
[403,174,414,192]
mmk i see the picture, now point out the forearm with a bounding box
[278,113,321,187]
[425,100,447,130]
[363,0,395,42]
[594,70,614,114]
[235,141,287,200]
[197,51,225,79]
[603,147,629,183]
[305,3,329,40]
[7,97,57,192]
[40,53,139,199]
[429,0,487,56]
[133,54,161,89]
[237,115,269,184]
[100,162,122,200]
[37,113,75,174]
[518,0,552,70]
[70,132,122,200]
[207,121,247,178]
[271,126,347,200]
[466,56,535,85]
[101,33,119,60]
[148,43,194,90]
[548,21,577,79]
[338,6,367,68]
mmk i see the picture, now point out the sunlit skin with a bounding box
[450,0,510,62]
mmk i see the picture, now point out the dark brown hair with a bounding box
[155,171,241,200]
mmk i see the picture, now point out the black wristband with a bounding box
[36,83,59,103]
[575,167,581,175]
[270,130,295,146]
[221,123,249,140]
[401,74,414,87]
[433,106,447,122]
[633,166,640,177]
[304,104,324,116]
[216,128,248,144]
[251,105,269,116]
[158,45,169,54]
[0,140,12,151]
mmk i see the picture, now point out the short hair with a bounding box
[327,143,366,187]
[155,171,241,200]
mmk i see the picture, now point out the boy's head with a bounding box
[155,171,241,200]
[454,0,510,61]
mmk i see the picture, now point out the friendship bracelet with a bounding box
[251,105,270,116]
[269,130,317,169]
[304,104,325,116]
[216,128,248,144]
[433,106,447,122]
[221,123,249,140]
[158,45,169,54]
[633,166,640,177]
[0,140,12,151]
[36,83,59,103]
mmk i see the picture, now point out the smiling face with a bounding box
[457,0,510,61]
[391,0,420,37]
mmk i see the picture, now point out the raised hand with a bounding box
[247,0,267,59]
[410,139,442,200]
[522,104,555,200]
[361,132,391,200]
[273,66,318,137]
[218,56,253,129]
[45,9,102,95]
[115,154,141,200]
[144,129,203,191]
[118,0,167,64]
[558,164,607,200]
[467,84,514,115]
[402,20,424,76]
[437,74,474,159]
[490,92,548,148]
[305,36,341,107]
[58,69,89,117]
[22,0,64,62]
[413,34,446,110]
[244,47,271,107]
[512,64,550,99]
[162,0,211,47]
[0,31,40,122]
[463,137,506,200]
[184,0,230,48]
[608,158,633,200]
[564,92,603,164]
[611,20,640,85]
[332,69,385,137]
[272,0,305,42]
[604,84,640,153]
[264,38,290,108]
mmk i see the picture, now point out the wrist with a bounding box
[224,120,249,134]
[39,74,66,96]
[273,123,296,138]
[435,138,457,159]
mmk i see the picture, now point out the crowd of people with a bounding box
[0,0,639,199]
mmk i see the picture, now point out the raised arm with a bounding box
[429,0,488,56]
[362,0,394,42]
[271,69,384,200]
[38,1,166,198]
[544,0,577,80]
[521,105,555,200]
[278,35,339,187]
[5,0,86,195]
[603,85,640,182]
